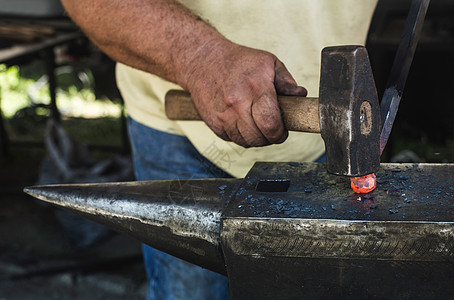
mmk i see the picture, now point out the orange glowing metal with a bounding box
[350,173,376,193]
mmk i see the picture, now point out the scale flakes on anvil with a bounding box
[25,162,454,299]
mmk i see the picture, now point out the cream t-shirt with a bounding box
[116,0,378,178]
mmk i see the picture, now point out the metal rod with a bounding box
[379,0,430,154]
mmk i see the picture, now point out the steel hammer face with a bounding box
[319,46,380,177]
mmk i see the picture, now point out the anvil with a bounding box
[25,162,454,299]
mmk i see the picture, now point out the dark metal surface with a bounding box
[319,46,380,176]
[25,162,454,299]
[25,178,242,275]
[222,162,454,299]
[224,162,454,222]
[379,0,430,154]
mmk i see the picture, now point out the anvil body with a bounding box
[25,162,454,299]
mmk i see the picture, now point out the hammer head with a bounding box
[319,46,380,177]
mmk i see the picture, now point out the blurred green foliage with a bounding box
[0,63,121,118]
[0,64,34,117]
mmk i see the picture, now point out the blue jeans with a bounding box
[128,118,231,300]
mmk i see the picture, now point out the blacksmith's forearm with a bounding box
[60,0,227,89]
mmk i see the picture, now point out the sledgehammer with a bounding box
[165,46,381,177]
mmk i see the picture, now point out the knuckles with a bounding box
[222,93,242,109]
[188,45,290,147]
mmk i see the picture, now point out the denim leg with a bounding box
[127,118,230,300]
[314,152,326,163]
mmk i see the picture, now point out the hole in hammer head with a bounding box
[256,180,290,192]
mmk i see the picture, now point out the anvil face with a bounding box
[221,162,454,299]
[224,162,454,221]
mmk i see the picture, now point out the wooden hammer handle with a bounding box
[165,90,320,133]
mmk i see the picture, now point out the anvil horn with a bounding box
[24,178,241,275]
